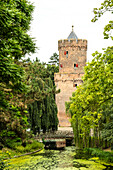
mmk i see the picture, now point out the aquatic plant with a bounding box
[6,147,113,170]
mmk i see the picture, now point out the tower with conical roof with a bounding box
[54,26,87,126]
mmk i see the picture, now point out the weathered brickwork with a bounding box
[55,31,87,127]
[58,39,87,73]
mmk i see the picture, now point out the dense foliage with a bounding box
[66,49,113,148]
[91,0,113,40]
[75,147,113,163]
[48,52,59,66]
[66,0,113,149]
[0,0,59,148]
[25,59,59,134]
[0,0,35,146]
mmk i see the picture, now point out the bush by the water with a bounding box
[15,141,43,153]
[0,139,43,161]
[75,148,113,163]
[0,140,43,170]
[87,148,113,163]
[0,150,10,170]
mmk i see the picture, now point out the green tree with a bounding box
[92,0,113,40]
[66,0,113,148]
[0,0,35,146]
[91,0,113,148]
[100,100,113,145]
[66,48,113,148]
[46,64,59,87]
[25,59,58,134]
[48,52,59,66]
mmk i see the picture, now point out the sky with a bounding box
[28,0,112,63]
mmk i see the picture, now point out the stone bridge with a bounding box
[35,127,74,144]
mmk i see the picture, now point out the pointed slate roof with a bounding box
[67,25,78,40]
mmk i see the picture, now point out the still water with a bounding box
[7,146,113,170]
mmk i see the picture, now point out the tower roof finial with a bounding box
[67,25,78,40]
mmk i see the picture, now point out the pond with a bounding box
[6,146,113,170]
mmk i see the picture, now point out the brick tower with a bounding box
[54,26,87,127]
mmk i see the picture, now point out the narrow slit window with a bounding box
[66,51,68,58]
[64,51,68,58]
[60,64,63,68]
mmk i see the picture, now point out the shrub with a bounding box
[5,138,22,149]
[15,146,25,153]
[15,141,43,153]
[24,144,32,152]
[86,148,113,163]
[75,147,113,163]
[0,158,6,170]
[0,151,10,169]
[30,141,41,150]
[0,130,22,149]
[24,141,43,152]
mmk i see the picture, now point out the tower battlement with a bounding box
[58,39,87,50]
[58,37,87,73]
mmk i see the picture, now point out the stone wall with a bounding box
[55,38,87,127]
[58,39,87,73]
[55,73,83,126]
